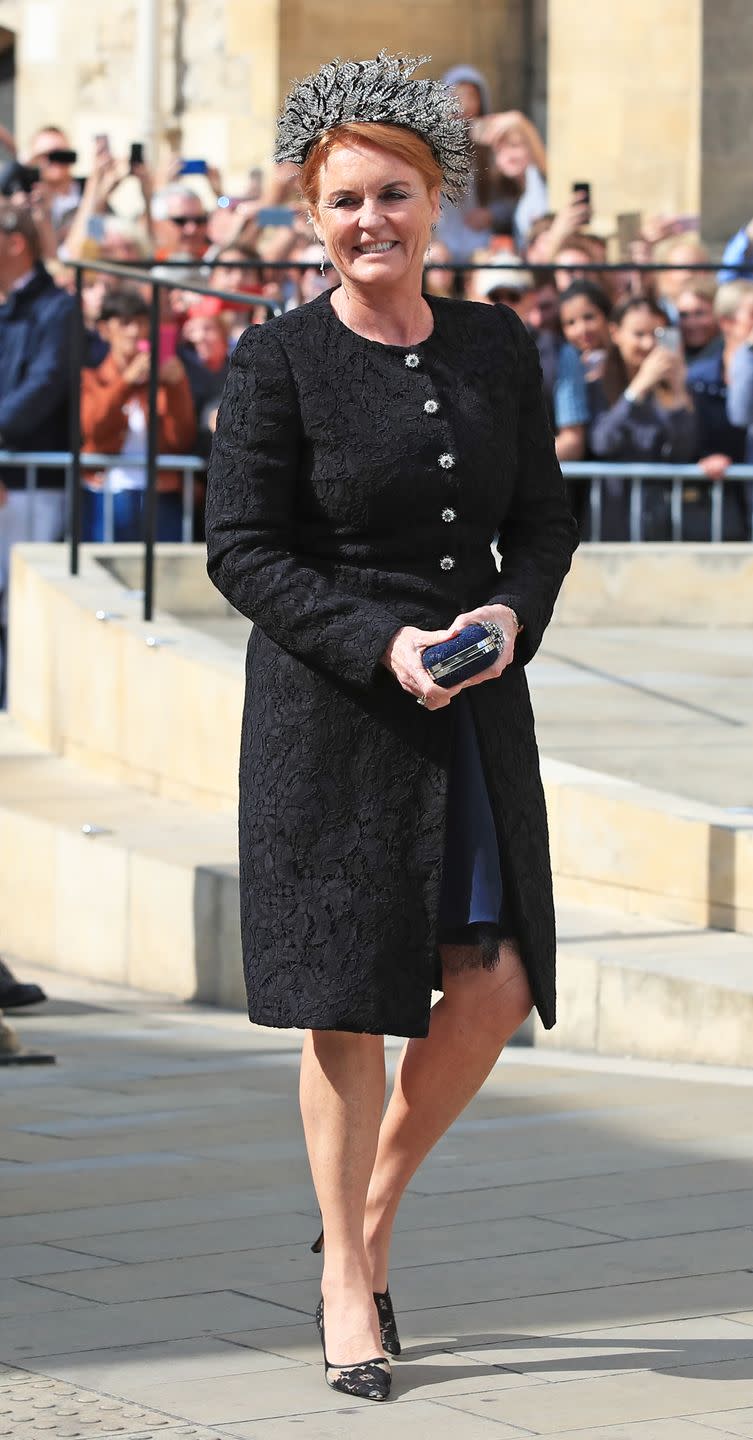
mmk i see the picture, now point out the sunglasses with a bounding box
[169,213,209,228]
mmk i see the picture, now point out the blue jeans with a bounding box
[82,489,183,542]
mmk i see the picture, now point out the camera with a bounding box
[0,160,41,197]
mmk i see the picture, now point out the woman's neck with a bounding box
[332,279,433,346]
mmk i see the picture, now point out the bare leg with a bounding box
[299,1029,387,1362]
[364,940,532,1291]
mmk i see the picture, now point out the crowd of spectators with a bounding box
[1,73,753,677]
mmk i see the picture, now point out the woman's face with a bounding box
[314,141,440,293]
[560,294,610,354]
[492,129,530,180]
[611,305,659,373]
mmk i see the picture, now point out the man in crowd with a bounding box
[152,185,211,263]
[0,202,74,700]
[26,125,82,237]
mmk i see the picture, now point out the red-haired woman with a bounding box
[206,54,578,1403]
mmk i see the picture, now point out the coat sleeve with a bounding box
[727,344,753,428]
[81,369,131,450]
[488,310,579,665]
[160,374,197,453]
[205,324,403,690]
[0,293,74,442]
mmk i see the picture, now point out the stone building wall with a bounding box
[548,0,702,227]
[0,0,525,188]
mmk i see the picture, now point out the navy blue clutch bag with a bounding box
[421,622,504,689]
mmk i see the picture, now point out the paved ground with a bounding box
[190,617,753,811]
[3,966,753,1438]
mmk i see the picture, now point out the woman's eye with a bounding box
[384,191,407,201]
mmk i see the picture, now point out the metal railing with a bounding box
[2,256,753,624]
[4,453,751,552]
[0,451,205,546]
[560,463,753,542]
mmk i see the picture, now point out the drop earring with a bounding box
[319,242,327,276]
[427,221,436,265]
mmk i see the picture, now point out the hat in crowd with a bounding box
[275,50,473,202]
[473,256,534,298]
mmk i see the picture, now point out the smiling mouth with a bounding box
[355,241,398,255]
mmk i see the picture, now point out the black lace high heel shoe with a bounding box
[315,1297,391,1401]
[312,1228,402,1358]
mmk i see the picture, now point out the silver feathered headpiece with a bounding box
[275,51,473,203]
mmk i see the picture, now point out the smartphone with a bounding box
[94,134,110,157]
[655,325,683,355]
[256,205,296,226]
[158,323,179,364]
[180,158,208,176]
[572,181,591,207]
[129,142,144,169]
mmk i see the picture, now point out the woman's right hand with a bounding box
[381,626,462,710]
[630,346,678,399]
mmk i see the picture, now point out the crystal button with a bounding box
[440,555,455,571]
[441,507,457,523]
[424,399,439,414]
[405,353,420,368]
[438,452,455,469]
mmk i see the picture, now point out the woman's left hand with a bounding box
[449,603,520,690]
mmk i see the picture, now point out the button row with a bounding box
[403,354,457,576]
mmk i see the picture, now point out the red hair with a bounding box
[300,122,442,208]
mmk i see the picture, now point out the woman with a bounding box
[589,295,697,539]
[554,281,612,526]
[206,52,577,1403]
[475,110,549,252]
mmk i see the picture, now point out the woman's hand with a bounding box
[448,604,519,690]
[380,625,463,710]
[629,346,677,400]
[381,604,519,710]
[699,452,731,481]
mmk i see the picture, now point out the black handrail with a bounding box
[64,252,753,623]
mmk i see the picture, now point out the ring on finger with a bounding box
[416,694,428,707]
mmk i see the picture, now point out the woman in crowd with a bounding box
[552,282,612,491]
[477,111,549,252]
[589,294,697,539]
[206,52,577,1403]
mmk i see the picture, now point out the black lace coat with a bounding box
[206,289,578,1038]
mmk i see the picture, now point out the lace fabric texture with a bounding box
[205,288,578,1038]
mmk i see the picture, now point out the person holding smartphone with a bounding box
[80,287,196,541]
[26,126,82,233]
[588,295,697,539]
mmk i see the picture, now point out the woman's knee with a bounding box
[443,942,533,1045]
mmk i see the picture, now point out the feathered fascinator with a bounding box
[275,51,473,203]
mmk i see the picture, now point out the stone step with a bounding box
[1,717,751,1069]
[0,716,241,1008]
[546,903,753,1068]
